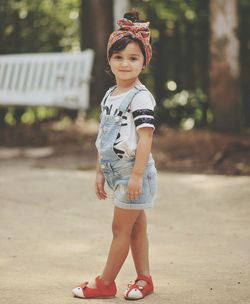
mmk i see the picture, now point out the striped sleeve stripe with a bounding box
[134,117,155,127]
[134,114,154,120]
[132,109,154,119]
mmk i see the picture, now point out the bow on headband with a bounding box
[107,18,152,66]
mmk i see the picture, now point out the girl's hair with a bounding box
[108,11,147,66]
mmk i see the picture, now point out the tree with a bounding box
[239,0,250,127]
[113,0,130,28]
[80,0,114,107]
[209,0,242,132]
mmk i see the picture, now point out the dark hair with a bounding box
[123,11,139,22]
[108,11,147,66]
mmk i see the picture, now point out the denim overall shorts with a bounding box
[96,85,157,210]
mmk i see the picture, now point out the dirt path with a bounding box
[0,156,250,304]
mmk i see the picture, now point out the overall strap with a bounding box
[100,86,116,108]
[118,85,147,115]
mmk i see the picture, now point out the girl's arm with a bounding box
[127,127,154,201]
[95,154,108,200]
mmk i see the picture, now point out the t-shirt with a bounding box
[96,85,156,159]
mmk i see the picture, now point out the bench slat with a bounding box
[3,63,12,90]
[12,62,21,91]
[40,62,50,91]
[26,61,37,91]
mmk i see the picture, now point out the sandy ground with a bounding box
[0,152,250,304]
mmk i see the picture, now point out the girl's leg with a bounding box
[130,211,150,285]
[100,207,142,285]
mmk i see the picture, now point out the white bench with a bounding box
[0,49,94,110]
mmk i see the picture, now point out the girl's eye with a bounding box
[130,57,138,61]
[113,55,122,59]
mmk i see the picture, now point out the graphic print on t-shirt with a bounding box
[102,88,156,159]
[113,115,128,159]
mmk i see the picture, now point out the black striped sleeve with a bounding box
[132,109,154,119]
[132,109,155,130]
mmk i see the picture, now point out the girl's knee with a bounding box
[130,223,147,241]
[112,221,132,238]
[111,207,142,238]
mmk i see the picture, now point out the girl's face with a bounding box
[109,42,144,83]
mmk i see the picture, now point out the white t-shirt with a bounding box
[97,85,156,159]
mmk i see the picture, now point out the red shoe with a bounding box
[124,274,154,300]
[72,276,117,299]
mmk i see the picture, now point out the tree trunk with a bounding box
[113,0,130,29]
[80,0,114,107]
[239,3,250,127]
[185,22,195,90]
[209,0,241,132]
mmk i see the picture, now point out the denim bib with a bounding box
[96,85,146,162]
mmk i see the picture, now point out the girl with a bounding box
[72,11,157,300]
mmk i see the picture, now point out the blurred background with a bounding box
[0,0,250,175]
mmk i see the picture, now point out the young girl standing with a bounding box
[72,11,157,300]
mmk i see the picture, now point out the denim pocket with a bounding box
[103,171,114,190]
[114,179,129,203]
[146,166,157,196]
[114,165,133,178]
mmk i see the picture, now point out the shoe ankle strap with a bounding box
[95,276,116,291]
[136,274,152,285]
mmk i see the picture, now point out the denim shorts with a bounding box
[100,157,157,210]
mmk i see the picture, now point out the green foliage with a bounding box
[155,87,210,129]
[4,107,16,126]
[0,0,81,126]
[0,0,81,54]
[130,0,250,129]
[86,106,101,121]
[2,106,59,126]
[131,0,210,129]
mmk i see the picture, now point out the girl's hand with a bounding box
[95,172,108,200]
[127,173,143,201]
